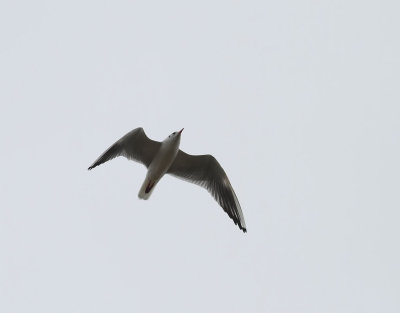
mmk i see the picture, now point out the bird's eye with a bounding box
[173,132,176,135]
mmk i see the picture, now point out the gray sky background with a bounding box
[1,1,399,312]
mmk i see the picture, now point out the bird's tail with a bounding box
[138,177,156,200]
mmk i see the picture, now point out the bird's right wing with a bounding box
[167,150,247,232]
[88,127,161,170]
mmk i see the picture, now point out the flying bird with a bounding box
[88,127,246,232]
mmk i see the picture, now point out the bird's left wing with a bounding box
[88,127,161,170]
[167,150,247,232]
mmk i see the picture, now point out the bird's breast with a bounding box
[147,142,179,179]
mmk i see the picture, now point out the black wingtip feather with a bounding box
[223,206,247,233]
[88,164,96,170]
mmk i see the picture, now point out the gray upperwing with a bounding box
[88,127,161,170]
[167,150,247,232]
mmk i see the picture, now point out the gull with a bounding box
[88,127,246,232]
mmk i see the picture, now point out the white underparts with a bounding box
[138,135,180,200]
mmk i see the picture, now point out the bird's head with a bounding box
[166,128,184,140]
[164,128,184,144]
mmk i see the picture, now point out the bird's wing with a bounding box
[167,150,246,232]
[88,127,161,170]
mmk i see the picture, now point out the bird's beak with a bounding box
[178,128,184,134]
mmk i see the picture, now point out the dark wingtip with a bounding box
[88,161,100,170]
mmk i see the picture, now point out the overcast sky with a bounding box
[1,1,399,312]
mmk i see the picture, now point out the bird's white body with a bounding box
[138,134,181,199]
